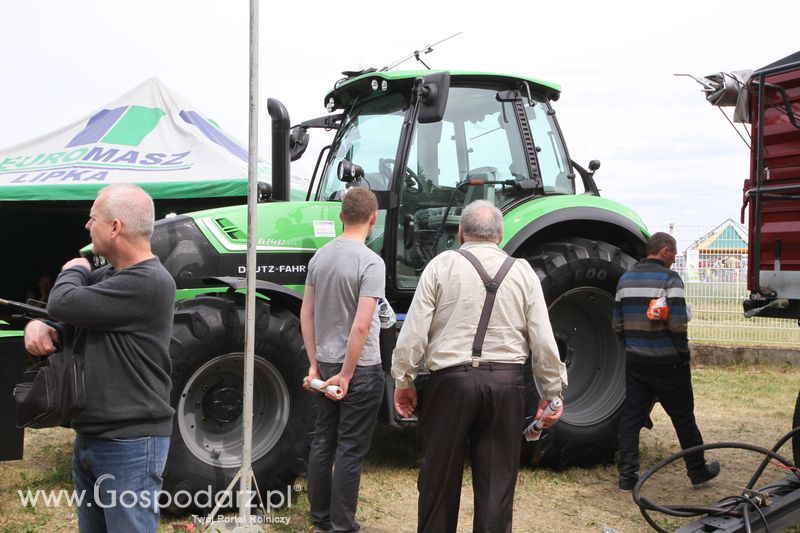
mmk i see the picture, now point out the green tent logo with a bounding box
[67,105,165,147]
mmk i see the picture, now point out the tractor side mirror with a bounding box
[289,126,310,162]
[417,72,451,124]
[288,114,344,163]
[588,160,601,172]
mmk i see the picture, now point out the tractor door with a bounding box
[313,92,409,259]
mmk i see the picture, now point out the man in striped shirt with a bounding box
[613,232,720,492]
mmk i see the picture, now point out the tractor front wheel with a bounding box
[162,294,314,513]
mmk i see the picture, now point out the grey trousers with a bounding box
[308,362,384,533]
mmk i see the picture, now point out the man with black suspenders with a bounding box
[391,200,568,533]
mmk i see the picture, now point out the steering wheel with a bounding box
[379,158,425,194]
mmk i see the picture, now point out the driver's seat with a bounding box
[463,167,498,206]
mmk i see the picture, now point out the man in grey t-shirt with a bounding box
[300,187,386,533]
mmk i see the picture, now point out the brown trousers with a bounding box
[417,362,525,533]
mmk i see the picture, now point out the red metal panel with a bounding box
[747,65,800,292]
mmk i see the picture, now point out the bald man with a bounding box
[24,184,176,533]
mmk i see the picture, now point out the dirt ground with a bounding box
[1,364,798,532]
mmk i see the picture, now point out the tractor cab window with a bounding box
[395,86,533,289]
[318,94,405,201]
[525,102,573,194]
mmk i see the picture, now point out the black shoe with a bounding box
[690,460,720,487]
[618,475,638,492]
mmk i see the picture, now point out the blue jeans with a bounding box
[72,433,170,533]
[308,362,384,532]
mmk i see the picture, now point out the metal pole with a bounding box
[238,0,258,525]
[751,73,766,294]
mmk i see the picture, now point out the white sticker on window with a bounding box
[313,220,336,238]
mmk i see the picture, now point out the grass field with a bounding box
[1,364,798,532]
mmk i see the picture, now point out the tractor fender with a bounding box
[502,205,648,258]
[203,276,303,315]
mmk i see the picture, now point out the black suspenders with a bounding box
[456,249,517,363]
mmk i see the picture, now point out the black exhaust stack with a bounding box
[267,98,291,201]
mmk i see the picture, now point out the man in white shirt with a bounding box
[391,200,567,533]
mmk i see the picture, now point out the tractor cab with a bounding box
[298,71,592,293]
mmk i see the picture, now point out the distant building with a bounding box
[684,219,748,282]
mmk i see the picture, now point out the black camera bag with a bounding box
[14,348,85,429]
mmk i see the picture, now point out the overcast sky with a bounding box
[1,0,796,229]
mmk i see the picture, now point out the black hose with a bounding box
[631,428,800,532]
[743,503,751,533]
[745,426,800,490]
[751,502,769,532]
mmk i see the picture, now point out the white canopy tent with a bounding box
[0,77,272,202]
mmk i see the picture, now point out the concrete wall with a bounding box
[692,344,800,366]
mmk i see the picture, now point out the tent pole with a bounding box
[237,0,259,528]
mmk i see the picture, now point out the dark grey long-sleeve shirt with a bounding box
[47,257,176,437]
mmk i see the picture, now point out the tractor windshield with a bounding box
[404,87,572,197]
[318,93,405,200]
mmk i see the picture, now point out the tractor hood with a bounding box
[151,201,355,291]
[187,201,346,254]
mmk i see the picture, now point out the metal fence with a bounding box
[649,223,800,347]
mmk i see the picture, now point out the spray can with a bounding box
[523,397,563,442]
[646,296,669,321]
[308,378,344,399]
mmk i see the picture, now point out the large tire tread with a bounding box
[521,238,636,469]
[163,294,313,513]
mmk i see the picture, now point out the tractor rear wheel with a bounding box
[522,237,636,469]
[162,294,314,513]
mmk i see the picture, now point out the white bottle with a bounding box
[378,298,396,329]
[308,379,344,399]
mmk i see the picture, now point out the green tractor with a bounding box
[121,69,649,499]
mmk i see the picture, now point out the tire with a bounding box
[162,294,314,513]
[793,389,800,467]
[521,237,636,469]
